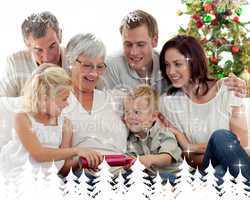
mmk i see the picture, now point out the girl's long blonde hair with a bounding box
[22,63,72,113]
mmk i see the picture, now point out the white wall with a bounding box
[0,0,249,73]
[0,0,249,148]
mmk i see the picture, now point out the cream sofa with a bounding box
[0,97,23,148]
[0,97,249,149]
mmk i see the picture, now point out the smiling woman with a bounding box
[72,54,106,94]
[159,35,250,180]
[61,33,128,174]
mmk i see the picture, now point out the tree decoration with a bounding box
[235,7,243,16]
[178,0,250,79]
[232,16,239,23]
[231,45,240,54]
[203,14,213,23]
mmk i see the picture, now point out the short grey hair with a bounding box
[21,11,61,43]
[65,33,106,67]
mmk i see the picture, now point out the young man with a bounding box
[102,9,246,97]
[0,11,66,97]
[101,10,167,94]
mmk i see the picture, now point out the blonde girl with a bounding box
[0,64,102,178]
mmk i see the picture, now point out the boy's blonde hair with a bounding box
[126,85,159,111]
[22,63,72,113]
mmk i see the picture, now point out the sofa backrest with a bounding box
[0,97,249,150]
[0,97,23,148]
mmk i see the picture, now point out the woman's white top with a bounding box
[63,89,128,155]
[160,81,243,144]
[0,114,65,178]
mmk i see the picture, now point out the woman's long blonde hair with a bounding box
[22,63,72,113]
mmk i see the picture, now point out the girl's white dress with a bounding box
[0,114,65,178]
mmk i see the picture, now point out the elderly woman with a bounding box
[61,33,128,173]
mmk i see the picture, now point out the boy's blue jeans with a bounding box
[201,129,250,182]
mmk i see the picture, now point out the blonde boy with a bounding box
[124,85,181,181]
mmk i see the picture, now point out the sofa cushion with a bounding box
[0,97,249,150]
[0,97,23,148]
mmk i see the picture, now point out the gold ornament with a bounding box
[176,10,183,16]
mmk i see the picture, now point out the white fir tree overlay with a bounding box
[15,159,37,200]
[92,158,115,200]
[3,173,17,200]
[150,172,174,200]
[234,168,250,200]
[218,168,236,199]
[190,167,206,200]
[173,157,194,200]
[113,171,128,200]
[35,168,48,200]
[77,169,93,199]
[162,177,176,200]
[43,161,64,200]
[201,161,220,200]
[63,169,80,199]
[150,172,164,200]
[125,157,152,200]
[2,157,250,199]
[0,170,7,200]
[6,182,17,200]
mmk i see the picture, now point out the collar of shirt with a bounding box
[128,121,160,143]
[125,51,163,84]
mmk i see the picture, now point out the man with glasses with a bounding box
[0,11,66,97]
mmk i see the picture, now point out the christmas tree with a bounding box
[201,161,220,199]
[234,169,250,200]
[218,168,236,200]
[125,157,152,200]
[150,172,174,200]
[92,159,115,200]
[178,0,250,92]
[63,169,80,199]
[113,171,128,200]
[45,162,64,199]
[173,158,194,200]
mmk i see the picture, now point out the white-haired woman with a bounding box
[61,33,128,175]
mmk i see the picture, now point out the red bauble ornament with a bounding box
[209,56,218,64]
[231,45,240,54]
[196,20,204,28]
[232,16,239,23]
[192,14,201,21]
[203,3,213,12]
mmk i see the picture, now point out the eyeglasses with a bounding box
[76,59,106,73]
